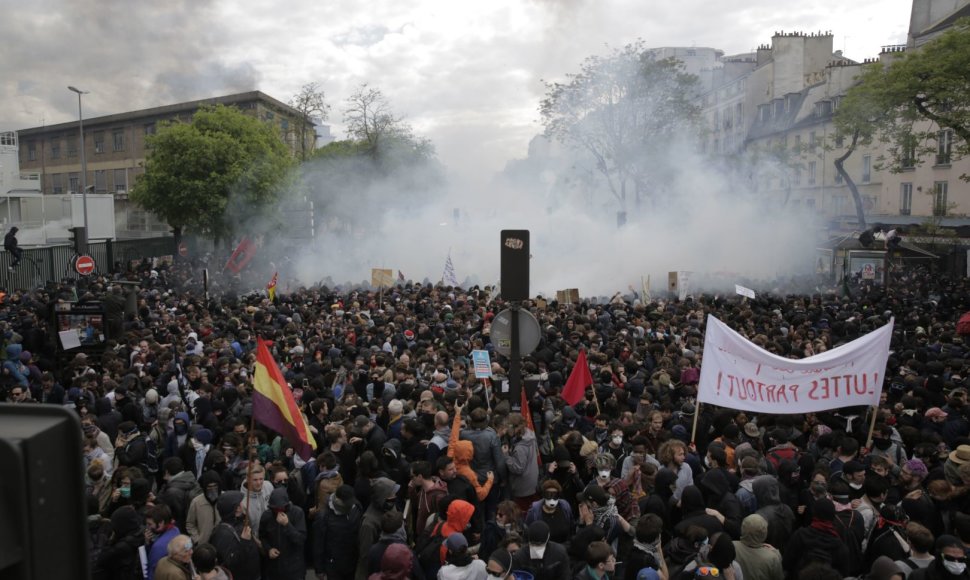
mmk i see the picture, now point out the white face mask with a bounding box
[487,574,506,580]
[849,481,863,490]
[545,499,558,509]
[598,470,611,480]
[612,436,623,446]
[703,456,712,468]
[192,439,205,451]
[943,561,967,575]
[529,544,547,559]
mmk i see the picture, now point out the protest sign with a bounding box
[556,289,580,304]
[735,284,756,299]
[472,350,492,378]
[697,314,893,414]
[371,268,393,288]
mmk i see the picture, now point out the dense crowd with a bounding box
[4,261,970,580]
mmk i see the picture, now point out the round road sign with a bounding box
[178,242,189,257]
[75,255,96,276]
[490,308,541,357]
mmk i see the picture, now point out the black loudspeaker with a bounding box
[501,230,530,301]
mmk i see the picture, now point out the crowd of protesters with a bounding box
[4,259,970,580]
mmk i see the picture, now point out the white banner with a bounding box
[697,315,893,414]
[735,284,756,299]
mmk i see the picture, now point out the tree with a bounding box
[841,18,970,178]
[131,105,293,241]
[540,42,701,211]
[340,83,436,174]
[833,62,898,229]
[288,82,331,161]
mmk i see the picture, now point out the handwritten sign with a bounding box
[697,314,893,414]
[371,268,394,288]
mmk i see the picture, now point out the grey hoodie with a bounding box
[753,475,795,550]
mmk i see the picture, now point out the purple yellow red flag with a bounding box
[267,272,278,302]
[253,338,317,460]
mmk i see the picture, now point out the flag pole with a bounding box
[864,405,879,450]
[689,398,701,445]
[243,409,256,528]
[589,383,601,415]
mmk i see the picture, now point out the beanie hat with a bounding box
[194,428,213,446]
[813,498,836,521]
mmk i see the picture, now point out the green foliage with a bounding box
[131,105,294,239]
[541,42,702,209]
[837,18,970,174]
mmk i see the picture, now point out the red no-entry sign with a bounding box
[75,255,96,276]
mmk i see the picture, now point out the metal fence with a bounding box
[0,236,176,291]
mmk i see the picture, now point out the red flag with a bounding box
[521,385,535,432]
[224,236,257,274]
[561,349,593,406]
[252,338,317,460]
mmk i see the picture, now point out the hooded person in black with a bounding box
[701,468,743,540]
[209,490,260,580]
[783,498,850,578]
[753,475,796,550]
[641,467,678,534]
[259,487,307,580]
[94,505,145,580]
[674,485,724,538]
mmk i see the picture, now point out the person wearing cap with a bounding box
[511,520,571,580]
[439,532,487,579]
[115,420,155,475]
[578,483,623,542]
[782,498,850,578]
[313,484,363,580]
[486,548,515,580]
[909,535,970,580]
[945,446,970,486]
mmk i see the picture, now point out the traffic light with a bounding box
[68,226,87,254]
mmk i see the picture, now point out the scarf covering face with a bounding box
[592,497,619,530]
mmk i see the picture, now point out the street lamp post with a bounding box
[67,86,89,234]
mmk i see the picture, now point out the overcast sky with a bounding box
[0,0,912,180]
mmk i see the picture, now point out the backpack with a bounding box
[766,446,800,472]
[141,435,159,474]
[414,520,447,576]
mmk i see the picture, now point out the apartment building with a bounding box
[16,91,314,238]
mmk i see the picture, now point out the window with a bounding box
[862,155,871,183]
[144,123,156,136]
[264,111,275,121]
[794,135,801,151]
[833,195,848,215]
[810,131,817,148]
[50,139,60,159]
[808,161,817,185]
[687,49,696,56]
[68,173,79,193]
[937,130,953,165]
[280,119,289,132]
[94,170,107,193]
[900,183,912,215]
[27,141,36,161]
[67,135,77,158]
[805,198,816,209]
[113,169,127,192]
[112,129,125,152]
[900,139,916,169]
[934,181,948,216]
[52,173,63,194]
[794,168,802,185]
[835,135,844,148]
[94,131,105,154]
[128,208,148,230]
[759,104,770,122]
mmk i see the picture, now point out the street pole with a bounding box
[68,86,89,234]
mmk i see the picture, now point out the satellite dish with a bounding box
[490,308,541,357]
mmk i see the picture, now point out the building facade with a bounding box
[17,91,314,239]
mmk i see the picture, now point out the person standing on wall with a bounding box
[4,226,20,270]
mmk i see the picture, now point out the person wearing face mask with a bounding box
[870,424,909,469]
[511,520,571,580]
[165,412,192,459]
[259,487,307,580]
[592,453,639,520]
[601,425,631,475]
[186,471,223,545]
[909,535,970,580]
[840,460,869,500]
[525,480,574,544]
[358,477,402,580]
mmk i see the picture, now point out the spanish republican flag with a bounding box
[267,272,278,302]
[253,338,317,460]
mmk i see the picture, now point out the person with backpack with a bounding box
[895,523,937,578]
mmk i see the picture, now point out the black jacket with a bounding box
[209,522,261,580]
[782,525,850,579]
[511,540,572,580]
[259,488,307,580]
[312,503,363,578]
